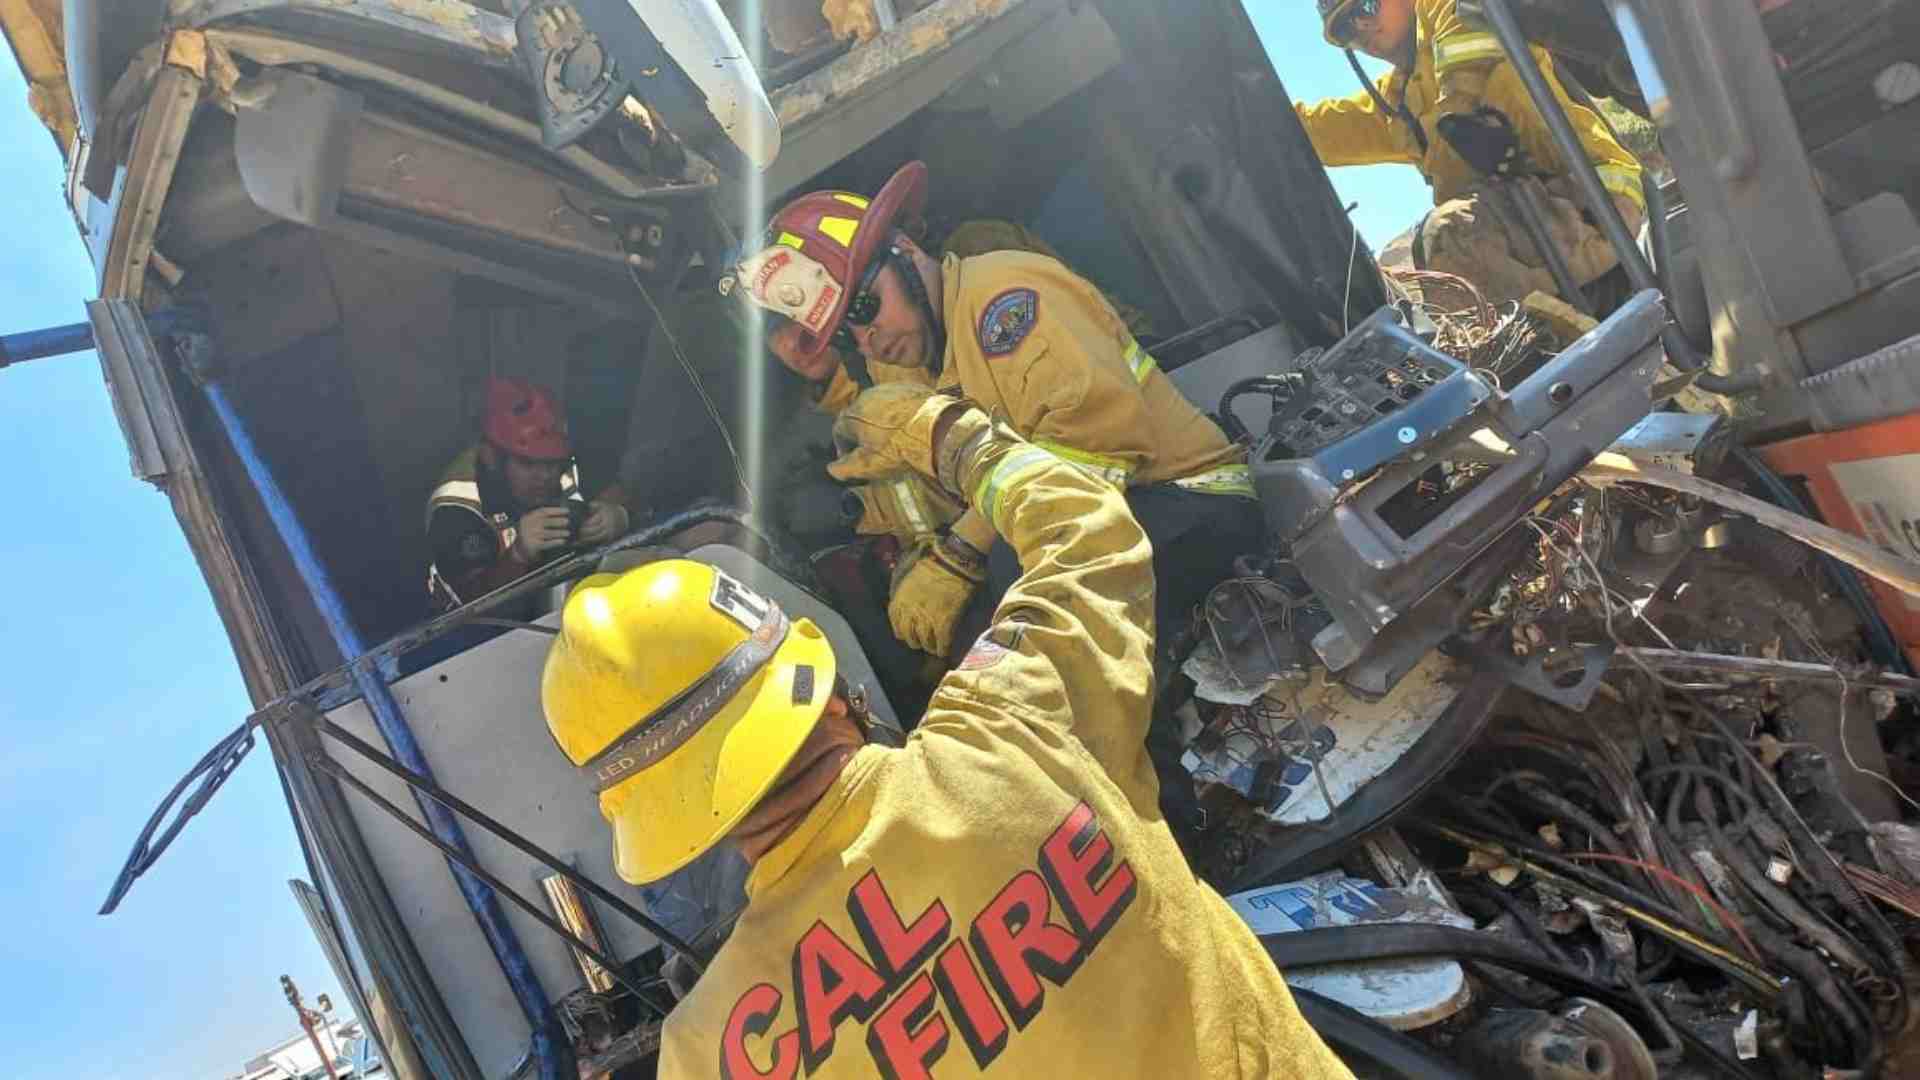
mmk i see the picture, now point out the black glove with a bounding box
[1437,107,1522,177]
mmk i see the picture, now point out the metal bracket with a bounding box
[1449,635,1616,711]
[1261,293,1666,697]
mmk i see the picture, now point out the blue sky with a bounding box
[0,63,345,1080]
[0,6,1428,1078]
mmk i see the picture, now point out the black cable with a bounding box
[1646,764,1761,838]
[1344,49,1428,154]
[1688,699,1914,1043]
[1266,924,1764,1079]
[1291,987,1473,1080]
[1216,373,1303,443]
[1465,879,1575,968]
[1414,809,1783,996]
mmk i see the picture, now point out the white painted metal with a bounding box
[1229,871,1475,1030]
[639,0,781,168]
[324,545,895,1074]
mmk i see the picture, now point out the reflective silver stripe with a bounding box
[1170,463,1256,498]
[1433,32,1504,72]
[581,607,791,791]
[892,478,931,536]
[974,445,1059,529]
[1123,339,1158,384]
[427,479,485,526]
[1034,440,1132,489]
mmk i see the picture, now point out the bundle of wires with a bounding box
[1412,670,1915,1075]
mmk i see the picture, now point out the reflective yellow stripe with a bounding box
[1170,463,1256,498]
[1123,339,1158,385]
[818,215,860,249]
[1034,440,1133,489]
[1432,32,1504,73]
[974,446,1058,530]
[1597,164,1646,208]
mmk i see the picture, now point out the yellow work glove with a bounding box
[843,473,967,541]
[889,533,987,657]
[828,385,991,494]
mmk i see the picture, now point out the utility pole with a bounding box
[281,975,341,1080]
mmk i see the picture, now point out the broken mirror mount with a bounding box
[515,1,633,152]
[1257,292,1668,697]
[572,0,753,178]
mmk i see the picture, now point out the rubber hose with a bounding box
[1291,987,1473,1080]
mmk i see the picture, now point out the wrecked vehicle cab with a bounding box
[7,0,1920,1075]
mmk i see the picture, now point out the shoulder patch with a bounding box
[978,287,1039,358]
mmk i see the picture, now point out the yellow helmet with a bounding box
[541,560,837,884]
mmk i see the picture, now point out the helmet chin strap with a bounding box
[886,238,946,370]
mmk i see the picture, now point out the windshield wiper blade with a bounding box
[98,718,259,914]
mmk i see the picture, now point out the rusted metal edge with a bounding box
[771,0,1029,129]
[172,0,517,66]
[207,28,707,202]
[101,64,202,302]
[1617,647,1920,697]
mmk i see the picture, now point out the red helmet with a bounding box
[733,161,928,361]
[483,377,571,461]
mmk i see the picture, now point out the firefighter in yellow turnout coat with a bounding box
[736,163,1263,665]
[541,387,1353,1079]
[766,217,1155,564]
[1298,0,1645,306]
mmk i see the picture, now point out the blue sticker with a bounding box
[978,288,1039,357]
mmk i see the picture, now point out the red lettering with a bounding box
[720,983,800,1080]
[1037,801,1138,943]
[792,920,889,1071]
[848,869,952,985]
[967,870,1086,1029]
[932,939,1010,1068]
[864,973,950,1080]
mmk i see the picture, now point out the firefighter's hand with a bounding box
[512,507,575,562]
[829,385,986,491]
[578,500,630,545]
[889,536,986,657]
[1437,107,1521,177]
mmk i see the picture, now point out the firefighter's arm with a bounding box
[1481,57,1645,209]
[1011,328,1159,489]
[829,389,1159,803]
[1425,0,1506,119]
[1294,88,1409,168]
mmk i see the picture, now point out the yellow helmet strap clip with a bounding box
[580,605,793,793]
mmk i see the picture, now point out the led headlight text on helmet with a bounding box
[580,600,790,792]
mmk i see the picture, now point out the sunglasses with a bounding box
[1328,0,1380,45]
[831,247,894,353]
